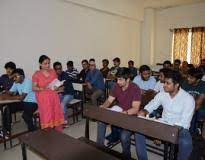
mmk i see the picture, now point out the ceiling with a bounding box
[143,0,205,9]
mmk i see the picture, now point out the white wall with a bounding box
[0,0,142,77]
[154,2,205,64]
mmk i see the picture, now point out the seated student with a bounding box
[136,70,195,160]
[133,65,156,92]
[53,62,75,126]
[163,60,172,69]
[0,61,16,92]
[128,60,138,80]
[85,59,105,105]
[97,68,141,160]
[1,68,38,136]
[100,59,110,78]
[153,68,170,93]
[181,68,205,134]
[66,61,79,82]
[173,59,181,71]
[78,59,89,83]
[107,57,121,89]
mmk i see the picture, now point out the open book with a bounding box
[47,79,65,90]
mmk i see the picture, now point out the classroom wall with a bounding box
[0,0,142,77]
[140,2,205,67]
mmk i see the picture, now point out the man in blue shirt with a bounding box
[85,59,105,105]
[2,68,38,136]
[133,65,156,92]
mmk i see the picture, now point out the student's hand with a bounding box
[99,105,105,109]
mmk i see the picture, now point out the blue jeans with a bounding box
[60,94,74,120]
[97,122,132,159]
[135,129,192,160]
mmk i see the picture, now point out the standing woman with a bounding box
[32,55,64,131]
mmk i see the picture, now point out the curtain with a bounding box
[173,28,189,62]
[191,27,205,65]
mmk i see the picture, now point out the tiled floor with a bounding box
[0,107,163,160]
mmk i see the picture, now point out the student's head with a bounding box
[159,68,170,83]
[89,59,96,71]
[113,57,120,67]
[164,70,182,93]
[187,68,203,85]
[4,61,16,76]
[187,64,194,70]
[39,55,50,70]
[102,59,109,68]
[139,65,151,81]
[182,61,188,68]
[81,59,89,69]
[163,60,171,69]
[66,61,74,70]
[200,59,205,66]
[173,59,181,70]
[128,60,134,68]
[116,67,131,88]
[12,68,25,84]
[53,61,63,76]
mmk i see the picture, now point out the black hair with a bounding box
[67,61,73,67]
[39,55,50,64]
[128,60,134,65]
[164,70,182,85]
[116,67,130,80]
[113,57,120,63]
[12,68,25,78]
[174,59,181,64]
[53,61,62,68]
[188,68,203,80]
[102,59,109,64]
[4,61,16,70]
[163,60,171,65]
[81,59,88,64]
[159,68,171,76]
[89,58,95,62]
[139,65,150,73]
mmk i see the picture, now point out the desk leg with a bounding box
[0,105,7,149]
[169,144,176,160]
[21,143,27,160]
[85,118,90,139]
[164,142,169,160]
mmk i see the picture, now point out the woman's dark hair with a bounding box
[4,61,16,70]
[39,55,50,64]
[12,68,25,78]
[116,67,131,80]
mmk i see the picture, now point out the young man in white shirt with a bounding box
[135,70,195,160]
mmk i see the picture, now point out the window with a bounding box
[172,27,205,65]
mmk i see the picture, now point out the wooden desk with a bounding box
[19,129,120,160]
[84,107,181,160]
